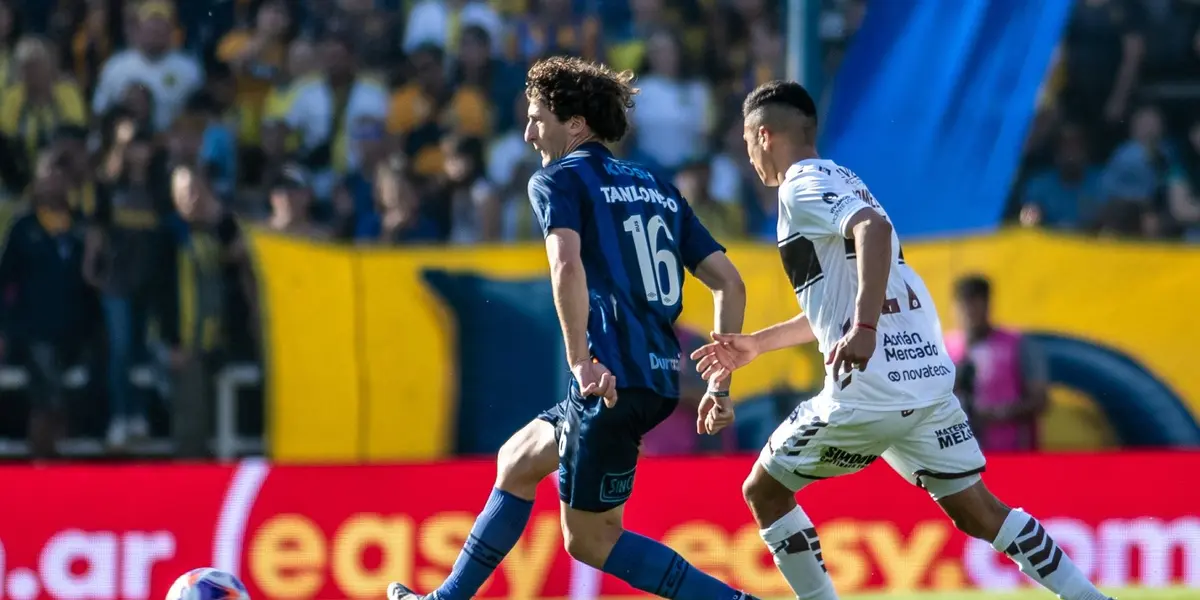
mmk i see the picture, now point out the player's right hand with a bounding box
[697,392,735,435]
[573,357,619,407]
[689,332,761,384]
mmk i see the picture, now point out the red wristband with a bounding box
[856,322,877,332]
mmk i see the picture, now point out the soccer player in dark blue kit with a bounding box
[389,56,751,600]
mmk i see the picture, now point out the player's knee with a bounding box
[939,481,1010,541]
[495,424,556,496]
[562,520,622,568]
[742,464,795,525]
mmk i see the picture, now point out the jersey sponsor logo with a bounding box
[934,421,976,449]
[600,184,679,213]
[827,194,860,222]
[603,160,655,181]
[887,364,952,383]
[599,468,636,503]
[649,352,681,372]
[819,446,879,470]
[882,331,941,362]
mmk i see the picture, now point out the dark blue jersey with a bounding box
[528,142,724,399]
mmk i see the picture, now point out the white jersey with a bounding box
[777,159,955,409]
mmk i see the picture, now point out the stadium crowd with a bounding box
[0,0,1196,459]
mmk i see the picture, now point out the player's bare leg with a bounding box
[561,503,761,600]
[388,420,558,600]
[937,480,1113,600]
[743,464,839,600]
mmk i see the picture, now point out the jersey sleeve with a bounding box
[527,167,581,237]
[778,170,872,239]
[678,198,725,272]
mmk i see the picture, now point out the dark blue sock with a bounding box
[430,488,533,600]
[602,531,745,600]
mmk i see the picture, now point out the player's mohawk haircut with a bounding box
[743,80,818,121]
[526,56,639,143]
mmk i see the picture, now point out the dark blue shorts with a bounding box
[537,384,678,512]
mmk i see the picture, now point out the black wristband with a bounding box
[707,389,730,398]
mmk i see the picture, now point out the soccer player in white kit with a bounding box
[690,81,1113,600]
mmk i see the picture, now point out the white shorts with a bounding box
[758,393,987,500]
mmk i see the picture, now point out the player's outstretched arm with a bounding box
[691,251,746,388]
[690,313,817,386]
[691,251,746,434]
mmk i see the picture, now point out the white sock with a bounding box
[759,506,838,600]
[991,509,1108,600]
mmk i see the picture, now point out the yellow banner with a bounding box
[251,229,1200,462]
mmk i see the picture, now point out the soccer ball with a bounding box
[165,568,250,600]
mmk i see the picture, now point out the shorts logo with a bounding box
[935,422,976,449]
[819,446,878,469]
[888,364,952,382]
[599,468,636,503]
[901,409,915,417]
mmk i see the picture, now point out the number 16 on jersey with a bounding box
[623,214,681,307]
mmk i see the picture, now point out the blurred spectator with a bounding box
[713,0,781,97]
[161,165,251,457]
[103,82,157,137]
[0,154,95,458]
[0,0,20,88]
[85,124,168,448]
[240,118,294,213]
[1017,124,1105,231]
[604,0,670,73]
[51,125,97,220]
[1137,0,1200,127]
[319,31,389,184]
[64,0,115,98]
[332,0,406,71]
[199,65,243,197]
[364,157,441,244]
[93,0,203,132]
[487,94,541,241]
[504,0,599,64]
[1059,0,1145,141]
[629,27,713,176]
[946,275,1049,453]
[267,164,328,239]
[167,91,236,201]
[0,37,87,175]
[388,43,486,181]
[442,135,500,243]
[216,0,291,150]
[1166,120,1200,240]
[263,38,332,177]
[1099,105,1170,236]
[708,113,761,231]
[403,0,503,56]
[454,25,523,133]
[675,160,743,242]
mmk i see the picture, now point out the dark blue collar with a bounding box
[574,141,612,157]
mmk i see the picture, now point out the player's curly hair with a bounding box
[525,56,638,143]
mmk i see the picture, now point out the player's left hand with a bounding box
[573,357,619,407]
[697,392,735,435]
[828,325,877,380]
